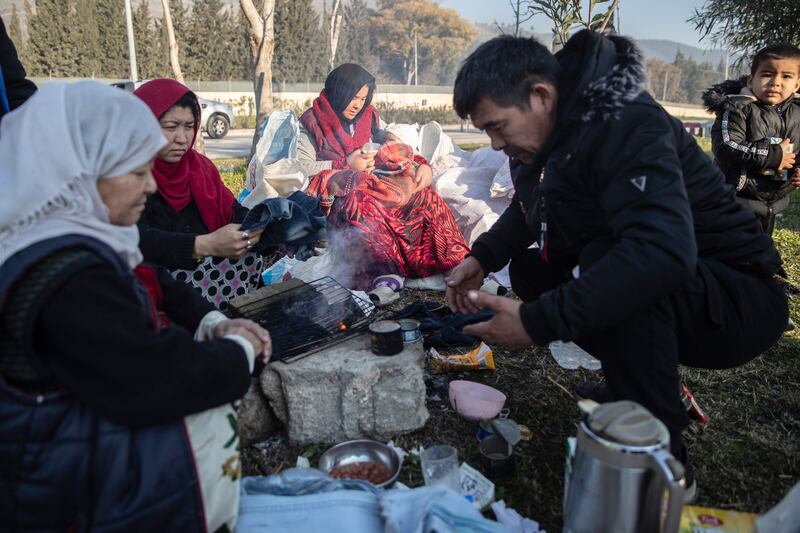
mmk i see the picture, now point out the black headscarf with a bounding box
[323,63,376,125]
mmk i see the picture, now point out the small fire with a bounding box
[338,322,348,332]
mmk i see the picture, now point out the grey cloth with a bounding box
[296,119,388,177]
[297,125,334,176]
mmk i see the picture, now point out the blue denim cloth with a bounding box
[237,470,381,533]
[237,469,512,533]
[240,192,326,258]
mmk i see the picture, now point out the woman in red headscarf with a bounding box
[135,79,266,309]
[298,64,469,293]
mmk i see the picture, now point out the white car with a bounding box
[199,97,234,139]
[112,81,235,139]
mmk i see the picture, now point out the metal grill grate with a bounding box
[228,277,374,363]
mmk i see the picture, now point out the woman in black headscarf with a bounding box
[297,63,383,176]
[296,64,469,296]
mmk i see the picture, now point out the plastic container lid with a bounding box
[490,418,523,447]
[587,401,664,446]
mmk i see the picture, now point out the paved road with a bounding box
[205,128,490,160]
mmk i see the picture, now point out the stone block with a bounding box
[237,379,280,446]
[260,334,429,444]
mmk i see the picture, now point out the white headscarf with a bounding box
[0,81,167,269]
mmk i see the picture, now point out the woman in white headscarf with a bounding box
[0,81,270,532]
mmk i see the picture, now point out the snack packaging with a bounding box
[680,506,757,533]
[429,343,495,373]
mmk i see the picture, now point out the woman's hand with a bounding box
[214,318,272,363]
[414,164,432,190]
[346,149,376,172]
[194,224,264,260]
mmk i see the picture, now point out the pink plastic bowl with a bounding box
[449,380,507,422]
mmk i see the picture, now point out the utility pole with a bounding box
[124,0,138,81]
[662,70,669,101]
[724,52,730,80]
[413,32,418,86]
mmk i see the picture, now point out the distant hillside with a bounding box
[2,1,726,69]
[636,39,727,66]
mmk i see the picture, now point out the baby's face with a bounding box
[748,57,800,106]
[383,132,401,145]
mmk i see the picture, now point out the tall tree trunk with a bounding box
[241,0,276,157]
[327,0,343,72]
[160,0,204,154]
[160,0,184,82]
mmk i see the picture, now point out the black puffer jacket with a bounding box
[702,77,798,203]
[469,30,782,345]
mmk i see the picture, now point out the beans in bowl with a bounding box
[329,462,393,485]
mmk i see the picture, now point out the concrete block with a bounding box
[237,379,280,446]
[259,334,429,444]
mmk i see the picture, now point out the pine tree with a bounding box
[75,0,102,78]
[95,0,127,78]
[27,0,78,76]
[225,6,252,80]
[273,0,326,84]
[184,0,228,80]
[133,0,164,79]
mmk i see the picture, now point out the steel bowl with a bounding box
[318,439,402,488]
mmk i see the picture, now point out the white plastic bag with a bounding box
[247,110,300,191]
[241,158,308,209]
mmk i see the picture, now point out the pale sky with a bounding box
[439,0,714,49]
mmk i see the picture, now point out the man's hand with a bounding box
[346,149,376,172]
[778,138,796,170]
[214,318,272,363]
[445,257,484,314]
[462,291,533,348]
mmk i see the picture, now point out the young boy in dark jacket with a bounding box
[703,44,800,234]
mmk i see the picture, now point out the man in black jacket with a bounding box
[446,31,788,497]
[0,18,36,125]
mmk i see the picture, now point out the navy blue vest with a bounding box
[0,236,205,532]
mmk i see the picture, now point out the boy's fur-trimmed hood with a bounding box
[702,77,750,113]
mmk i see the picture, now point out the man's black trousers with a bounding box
[509,241,788,455]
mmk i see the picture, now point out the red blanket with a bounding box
[307,143,469,289]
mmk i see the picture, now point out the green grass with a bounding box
[216,157,248,198]
[226,142,798,531]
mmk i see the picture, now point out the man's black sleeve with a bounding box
[520,103,697,344]
[0,19,36,116]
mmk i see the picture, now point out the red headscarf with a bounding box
[134,79,234,232]
[299,90,379,167]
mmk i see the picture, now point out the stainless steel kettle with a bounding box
[563,400,687,533]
